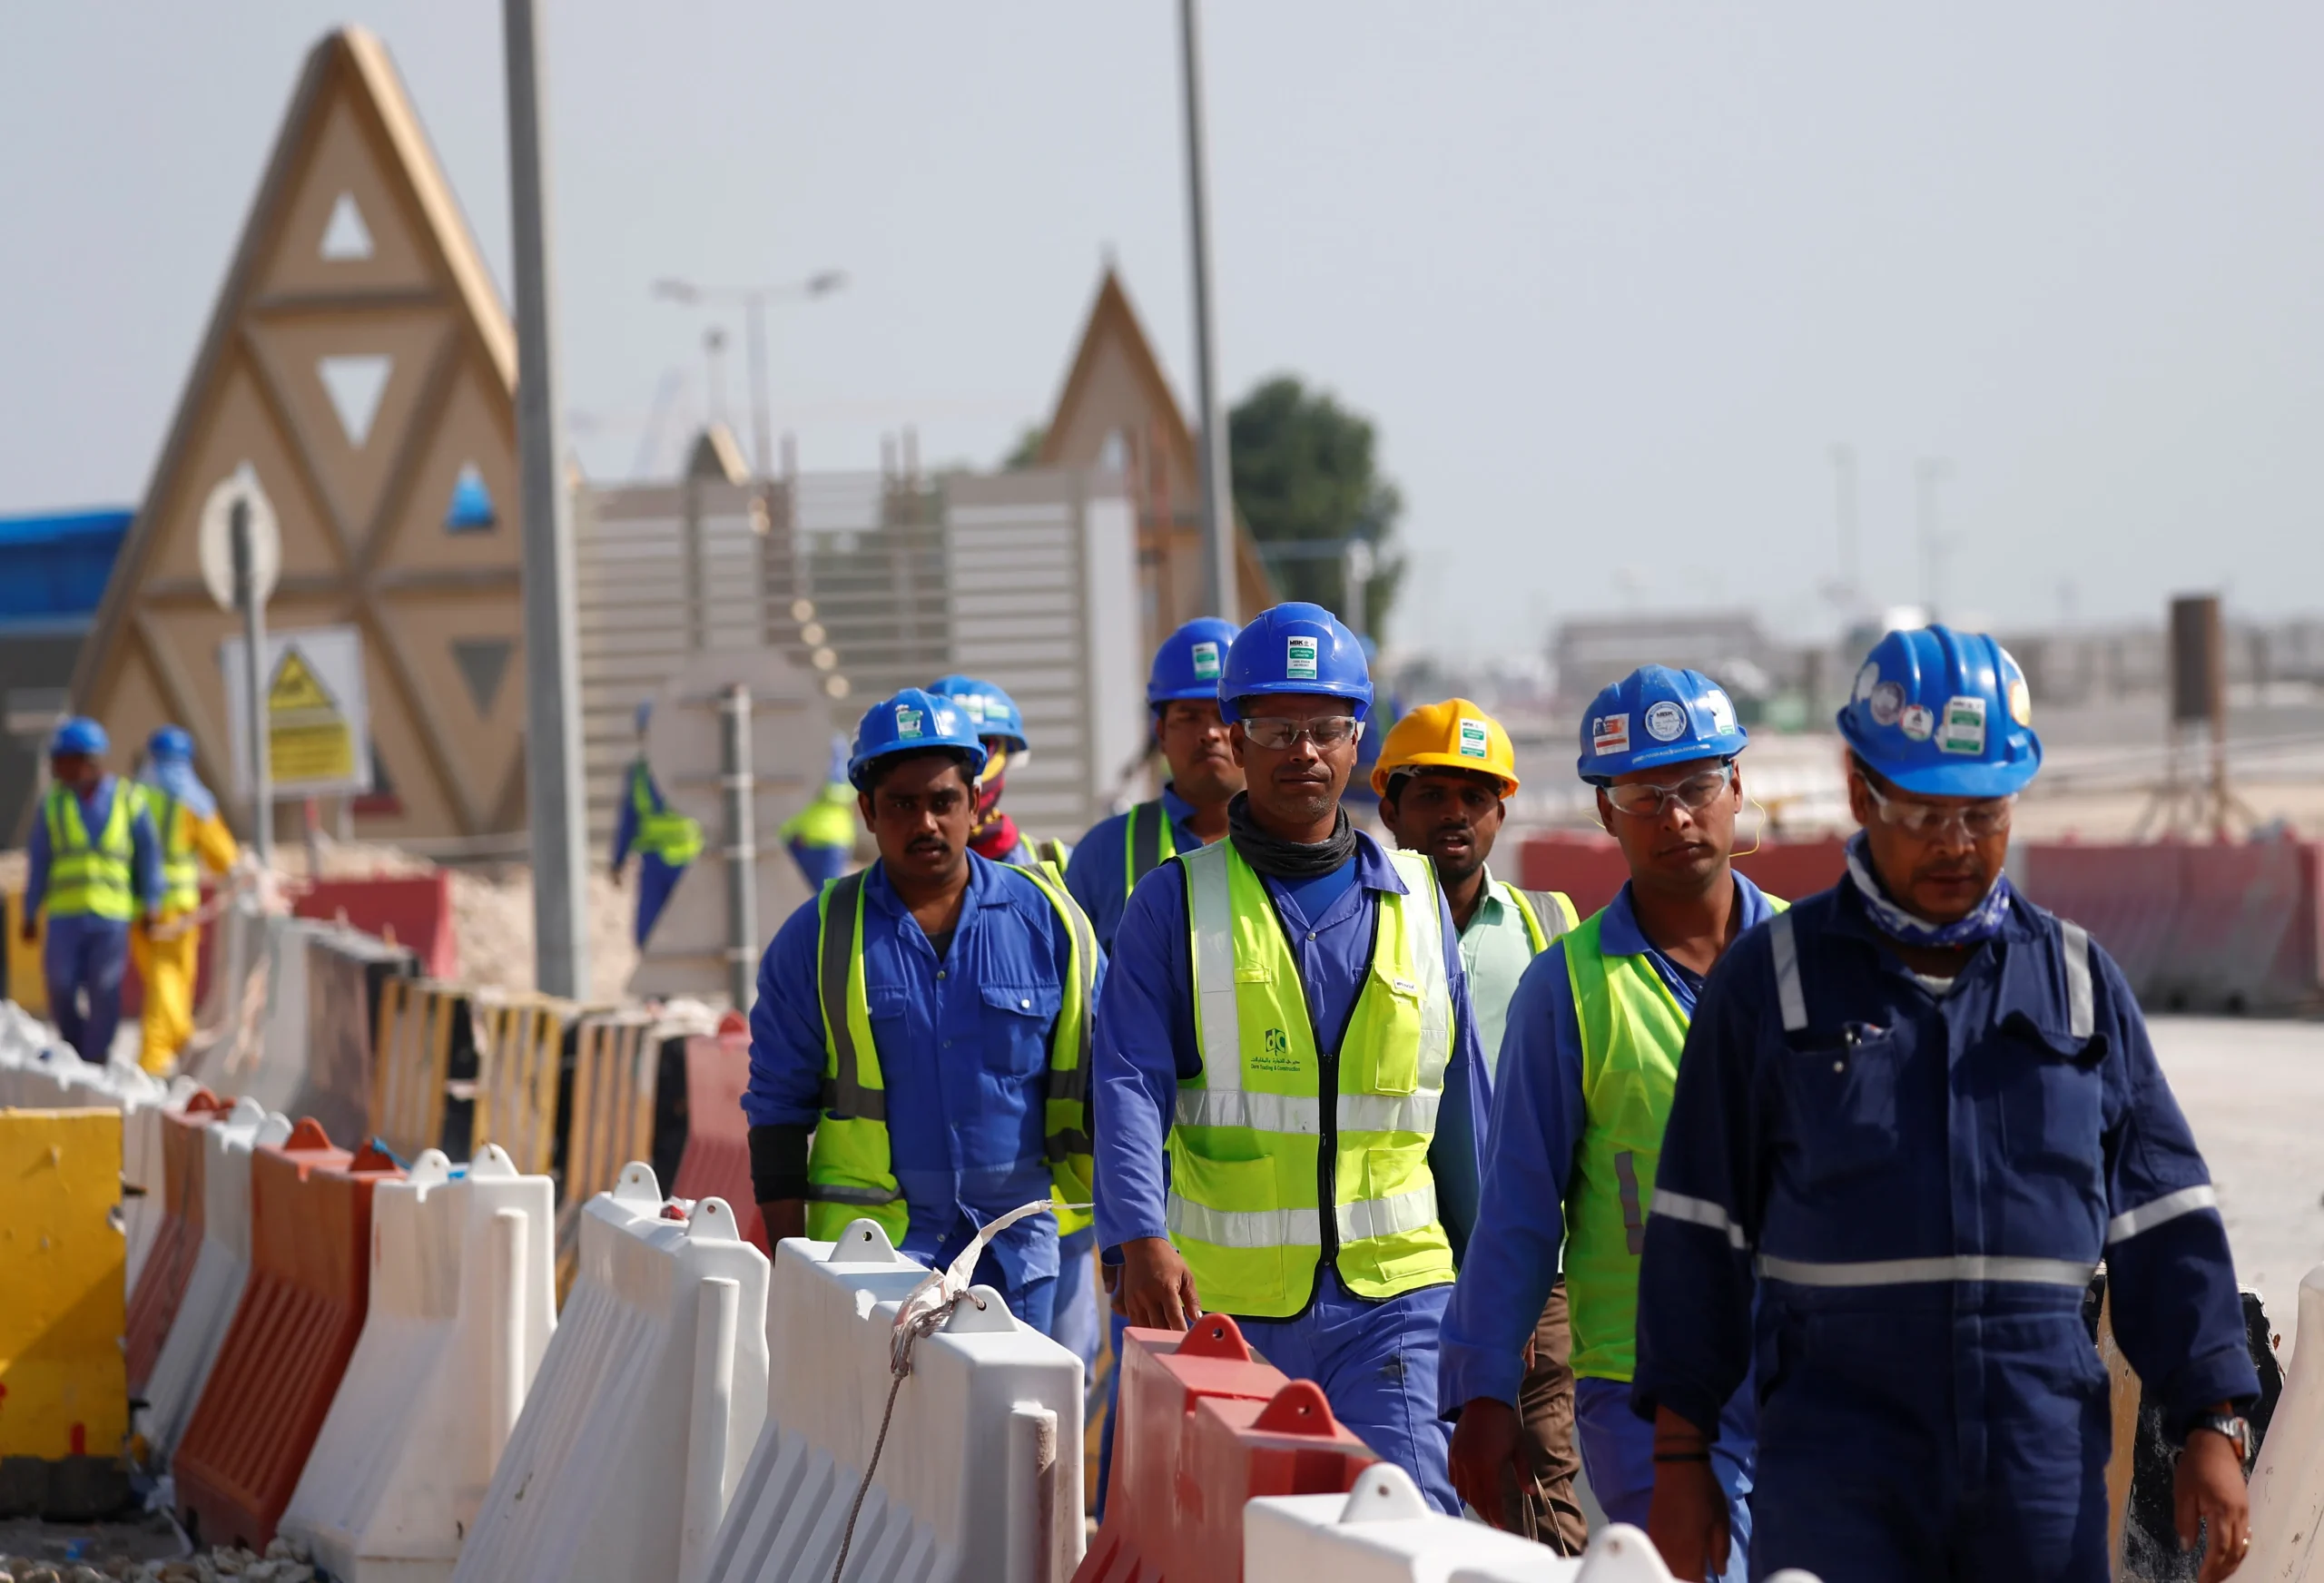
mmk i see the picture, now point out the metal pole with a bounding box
[745,293,773,480]
[1178,0,1238,621]
[231,498,272,865]
[505,0,589,998]
[720,683,757,1012]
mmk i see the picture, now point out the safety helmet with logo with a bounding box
[148,724,196,762]
[847,687,990,792]
[1217,602,1374,724]
[1371,698,1521,800]
[1838,624,2041,798]
[1575,666,1748,785]
[1147,616,1240,707]
[926,675,1029,754]
[49,717,108,758]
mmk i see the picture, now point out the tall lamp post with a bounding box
[652,271,848,477]
[1179,0,1238,621]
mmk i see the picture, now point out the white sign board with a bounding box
[197,463,281,613]
[219,625,373,798]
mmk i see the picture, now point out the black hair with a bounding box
[1381,763,1507,810]
[858,746,978,799]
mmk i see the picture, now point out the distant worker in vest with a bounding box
[131,725,240,1074]
[927,674,1072,871]
[1093,603,1491,1512]
[612,700,704,946]
[1442,666,1772,1579]
[779,734,859,892]
[1635,627,2256,1583]
[1372,699,1586,1551]
[743,687,1101,1329]
[19,717,163,1065]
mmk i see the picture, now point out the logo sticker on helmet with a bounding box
[1854,663,1881,703]
[1592,713,1631,756]
[1869,681,1905,727]
[1285,635,1318,681]
[1192,641,1221,681]
[1899,704,1935,742]
[894,705,923,739]
[1705,689,1737,733]
[2008,678,2033,727]
[1644,700,1688,742]
[1457,718,1490,758]
[1937,695,1986,755]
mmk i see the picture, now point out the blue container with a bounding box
[0,508,133,628]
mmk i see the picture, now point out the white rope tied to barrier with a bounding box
[829,1197,1059,1583]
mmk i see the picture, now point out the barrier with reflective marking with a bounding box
[556,1012,665,1293]
[702,1218,1085,1583]
[369,978,473,1161]
[139,1098,292,1464]
[468,991,573,1176]
[454,1164,769,1583]
[2246,1264,2324,1581]
[671,1030,765,1253]
[124,1089,228,1392]
[281,1144,556,1582]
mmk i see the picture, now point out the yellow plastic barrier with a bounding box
[5,890,48,1018]
[0,1107,126,1460]
[469,992,575,1177]
[555,1013,662,1295]
[369,977,465,1160]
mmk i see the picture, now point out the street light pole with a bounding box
[1178,0,1238,622]
[653,273,846,480]
[1915,457,1955,624]
[505,0,589,999]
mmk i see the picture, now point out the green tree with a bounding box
[1228,376,1404,642]
[1001,423,1048,470]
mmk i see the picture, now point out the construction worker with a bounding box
[1442,666,1772,1580]
[780,735,858,891]
[19,717,162,1064]
[1094,602,1490,1513]
[129,725,239,1074]
[1636,627,2257,1583]
[743,687,1101,1328]
[1373,699,1585,1551]
[924,675,1069,871]
[612,701,703,946]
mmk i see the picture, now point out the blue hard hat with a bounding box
[1147,617,1239,706]
[926,675,1028,753]
[1576,666,1748,785]
[1218,602,1374,724]
[50,716,107,757]
[848,687,990,791]
[1837,624,2041,798]
[148,724,195,762]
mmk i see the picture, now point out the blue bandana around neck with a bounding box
[142,760,217,821]
[1844,831,2013,948]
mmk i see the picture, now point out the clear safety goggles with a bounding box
[1862,778,2015,841]
[1603,761,1735,818]
[1240,715,1364,751]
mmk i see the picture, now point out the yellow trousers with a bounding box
[128,919,200,1076]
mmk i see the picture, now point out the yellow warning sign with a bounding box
[267,647,356,783]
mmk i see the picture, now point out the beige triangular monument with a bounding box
[68,26,527,845]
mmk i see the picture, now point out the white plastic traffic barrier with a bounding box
[702,1219,1085,1583]
[2249,1263,2324,1581]
[140,1096,292,1462]
[281,1144,557,1581]
[453,1163,770,1583]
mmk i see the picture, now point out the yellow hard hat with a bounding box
[1370,698,1520,800]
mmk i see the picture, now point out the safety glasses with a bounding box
[1861,777,2014,841]
[1603,762,1736,818]
[1240,715,1363,751]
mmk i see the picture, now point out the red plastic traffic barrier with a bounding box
[293,872,457,979]
[1074,1314,1291,1583]
[1175,1381,1378,1581]
[669,1030,767,1253]
[172,1120,400,1551]
[123,1089,226,1392]
[1519,831,1848,917]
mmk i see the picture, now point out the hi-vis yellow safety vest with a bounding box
[805,862,1099,1244]
[140,788,202,915]
[1124,799,1177,894]
[628,761,704,866]
[1166,840,1456,1318]
[42,782,137,921]
[1562,895,1787,1381]
[1501,881,1579,952]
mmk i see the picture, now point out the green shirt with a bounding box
[1458,865,1545,1084]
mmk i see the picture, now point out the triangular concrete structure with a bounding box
[69,27,527,844]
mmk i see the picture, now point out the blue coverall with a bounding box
[23,775,162,1064]
[1093,831,1489,1515]
[744,852,1106,1331]
[610,761,689,947]
[1634,881,2259,1582]
[1441,878,1773,1575]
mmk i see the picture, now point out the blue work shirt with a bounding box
[1064,785,1208,951]
[23,774,163,921]
[744,851,1104,1294]
[1632,880,2258,1443]
[1439,875,1780,1413]
[1091,829,1491,1293]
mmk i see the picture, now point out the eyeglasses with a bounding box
[1240,715,1363,751]
[1861,777,2014,841]
[1603,762,1735,818]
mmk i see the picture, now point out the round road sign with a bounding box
[197,463,282,613]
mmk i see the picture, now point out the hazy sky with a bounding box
[5,5,2319,660]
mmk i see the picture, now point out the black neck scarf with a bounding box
[1227,792,1359,880]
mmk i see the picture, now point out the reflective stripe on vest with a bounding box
[1166,840,1454,1318]
[1502,884,1578,953]
[1125,799,1177,896]
[147,789,201,914]
[1768,909,2095,1040]
[43,783,136,921]
[1757,1254,2098,1290]
[1562,895,1789,1382]
[630,762,704,865]
[803,863,1100,1243]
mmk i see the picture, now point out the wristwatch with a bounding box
[2185,1412,2253,1462]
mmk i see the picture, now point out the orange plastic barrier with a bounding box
[172,1120,400,1552]
[1074,1314,1291,1583]
[669,1029,766,1253]
[1176,1381,1378,1580]
[123,1089,226,1392]
[1520,831,1848,917]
